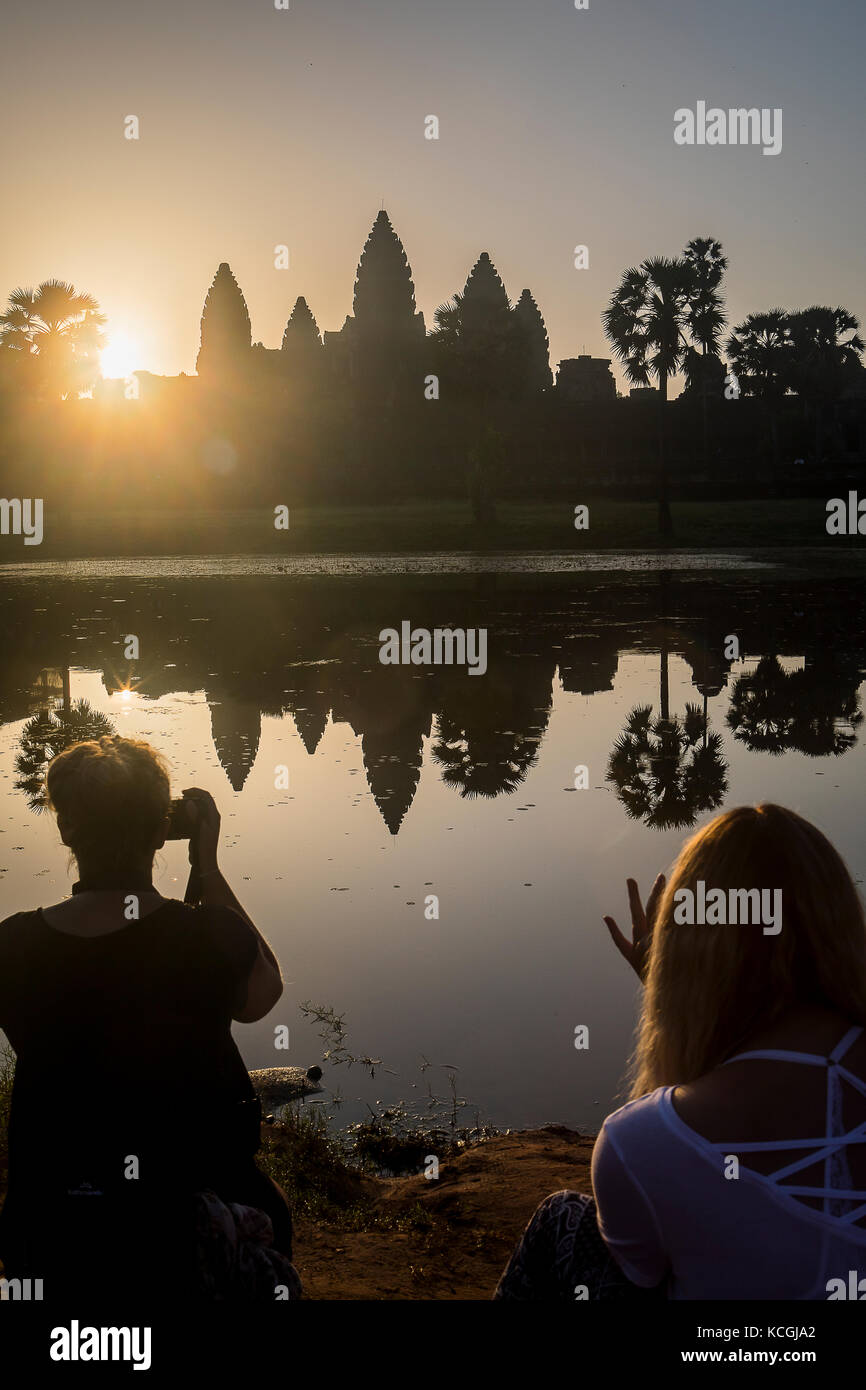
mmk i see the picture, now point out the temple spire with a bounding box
[196,262,252,378]
[352,210,419,331]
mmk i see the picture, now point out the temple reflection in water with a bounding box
[4,568,865,834]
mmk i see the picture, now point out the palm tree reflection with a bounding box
[15,701,116,810]
[607,702,728,830]
[728,655,863,757]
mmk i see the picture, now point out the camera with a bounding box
[165,796,199,840]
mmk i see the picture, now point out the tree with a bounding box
[725,310,793,468]
[0,279,106,398]
[683,238,727,369]
[603,257,694,535]
[726,311,793,397]
[196,263,252,380]
[682,238,727,470]
[787,307,864,464]
[511,288,553,395]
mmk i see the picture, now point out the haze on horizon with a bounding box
[1,0,863,390]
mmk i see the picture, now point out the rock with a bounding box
[248,1065,324,1109]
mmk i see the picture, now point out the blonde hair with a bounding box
[46,736,171,875]
[630,804,866,1098]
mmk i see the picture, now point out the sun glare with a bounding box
[100,331,141,380]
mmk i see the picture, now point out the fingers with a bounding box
[182,787,218,816]
[646,872,666,929]
[626,878,647,937]
[603,916,634,965]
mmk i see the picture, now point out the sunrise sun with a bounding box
[100,330,141,379]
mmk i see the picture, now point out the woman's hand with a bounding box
[603,874,666,981]
[181,787,221,873]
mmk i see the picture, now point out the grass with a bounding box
[254,1001,499,1231]
[5,496,857,560]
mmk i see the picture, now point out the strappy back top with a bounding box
[592,1025,866,1299]
[718,1024,866,1226]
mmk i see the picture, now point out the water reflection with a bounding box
[3,569,865,834]
[16,701,117,810]
[3,565,866,1130]
[728,653,864,757]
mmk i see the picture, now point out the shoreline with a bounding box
[275,1122,595,1300]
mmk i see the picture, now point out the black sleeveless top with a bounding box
[0,899,259,1208]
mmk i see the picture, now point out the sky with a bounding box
[2,0,864,387]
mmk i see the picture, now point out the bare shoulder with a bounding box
[673,1009,866,1143]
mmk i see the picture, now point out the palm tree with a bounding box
[0,280,106,398]
[725,310,793,467]
[683,238,727,471]
[603,257,695,535]
[431,291,464,353]
[787,307,864,465]
[15,701,116,810]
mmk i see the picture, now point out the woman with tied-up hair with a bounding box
[0,735,298,1300]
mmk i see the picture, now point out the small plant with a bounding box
[296,1001,499,1178]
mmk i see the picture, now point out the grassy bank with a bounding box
[2,497,858,560]
[265,1117,593,1299]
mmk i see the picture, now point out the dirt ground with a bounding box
[292,1125,595,1300]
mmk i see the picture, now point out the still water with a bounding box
[1,552,865,1132]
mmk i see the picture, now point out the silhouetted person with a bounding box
[495,805,866,1299]
[0,735,298,1301]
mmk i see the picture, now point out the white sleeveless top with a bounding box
[591,1026,866,1299]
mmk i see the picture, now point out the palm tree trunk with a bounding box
[658,374,673,537]
[660,641,670,722]
[701,347,709,474]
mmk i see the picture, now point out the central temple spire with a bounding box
[352,210,420,330]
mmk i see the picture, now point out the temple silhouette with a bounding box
[6,570,865,836]
[192,209,561,401]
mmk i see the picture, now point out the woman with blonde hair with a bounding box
[495,803,866,1299]
[0,735,297,1300]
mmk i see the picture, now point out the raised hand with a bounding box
[181,787,221,873]
[603,873,666,981]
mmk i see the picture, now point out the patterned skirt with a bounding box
[494,1190,666,1301]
